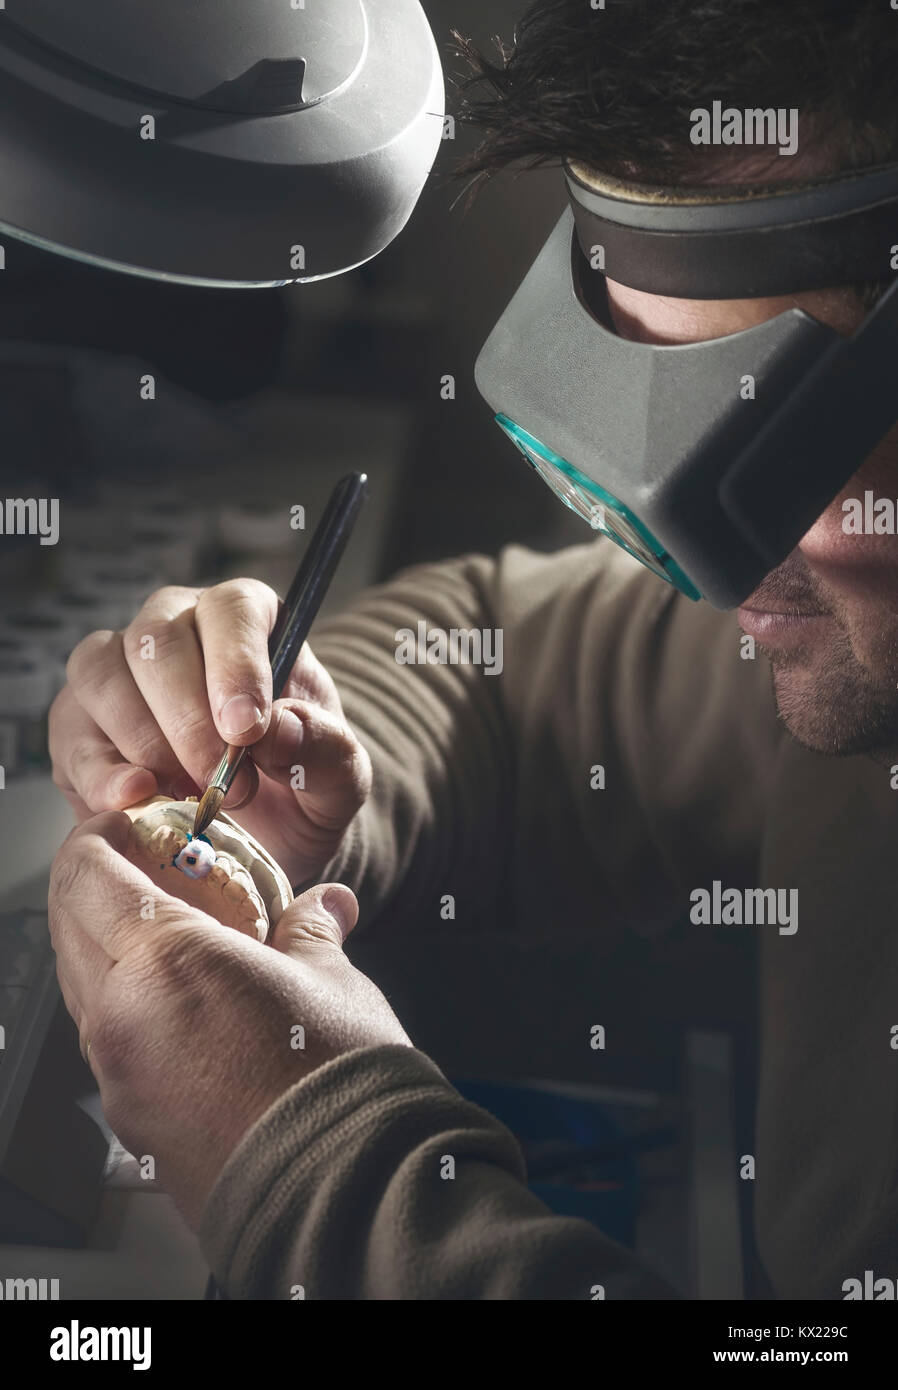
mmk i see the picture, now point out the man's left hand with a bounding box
[48,813,411,1229]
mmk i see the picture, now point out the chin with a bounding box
[768,643,898,761]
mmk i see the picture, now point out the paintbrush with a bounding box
[192,472,369,840]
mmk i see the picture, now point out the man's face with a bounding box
[605,277,898,761]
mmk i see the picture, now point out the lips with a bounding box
[737,603,833,646]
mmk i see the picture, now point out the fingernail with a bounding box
[220,695,263,740]
[322,886,357,937]
[221,761,259,812]
[273,708,304,766]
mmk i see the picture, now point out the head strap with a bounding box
[565,160,898,298]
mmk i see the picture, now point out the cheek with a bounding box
[799,430,898,568]
[174,839,216,880]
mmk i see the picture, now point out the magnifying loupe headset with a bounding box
[476,160,898,609]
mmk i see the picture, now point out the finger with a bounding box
[56,963,95,1067]
[51,897,116,1012]
[65,630,185,792]
[57,785,96,823]
[50,685,159,812]
[268,882,359,957]
[218,757,259,813]
[252,700,372,829]
[48,811,209,964]
[56,964,84,1038]
[278,641,346,713]
[121,588,230,789]
[194,580,278,745]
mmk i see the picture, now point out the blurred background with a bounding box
[0,0,577,829]
[0,1,753,1301]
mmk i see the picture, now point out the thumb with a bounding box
[268,882,359,957]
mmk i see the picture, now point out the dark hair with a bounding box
[452,0,898,308]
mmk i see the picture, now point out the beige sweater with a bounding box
[200,540,898,1299]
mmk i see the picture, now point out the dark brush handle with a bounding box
[268,472,369,699]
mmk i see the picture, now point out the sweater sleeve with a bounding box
[309,539,780,941]
[199,1044,677,1300]
[197,544,782,1299]
[307,549,516,930]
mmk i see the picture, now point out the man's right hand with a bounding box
[48,579,372,888]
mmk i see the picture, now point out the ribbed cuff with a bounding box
[198,1043,513,1298]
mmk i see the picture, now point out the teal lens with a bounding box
[495,415,700,601]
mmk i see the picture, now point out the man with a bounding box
[48,0,898,1298]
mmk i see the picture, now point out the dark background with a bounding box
[0,1,752,1298]
[0,0,580,581]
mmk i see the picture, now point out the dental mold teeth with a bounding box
[174,839,217,879]
[123,796,293,942]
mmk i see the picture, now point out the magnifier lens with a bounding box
[495,415,700,600]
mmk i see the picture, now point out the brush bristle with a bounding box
[193,785,226,839]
